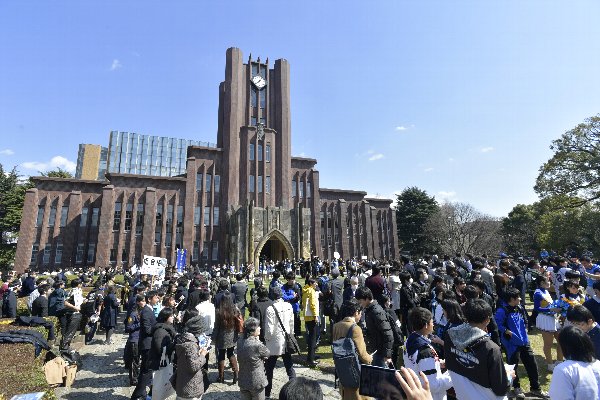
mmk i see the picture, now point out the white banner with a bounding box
[141,255,168,276]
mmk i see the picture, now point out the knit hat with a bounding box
[185,315,207,336]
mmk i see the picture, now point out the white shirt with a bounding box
[549,360,600,400]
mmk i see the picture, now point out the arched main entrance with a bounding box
[254,229,295,265]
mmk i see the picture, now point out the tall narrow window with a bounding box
[259,89,266,108]
[249,175,255,193]
[204,207,210,226]
[202,241,209,260]
[113,202,122,231]
[249,143,255,161]
[155,204,163,244]
[136,204,144,235]
[87,243,96,263]
[213,207,219,226]
[196,173,203,191]
[48,206,57,227]
[292,180,297,197]
[43,244,51,264]
[214,175,220,193]
[257,144,263,161]
[307,182,312,198]
[91,208,99,227]
[75,243,84,264]
[30,244,39,264]
[80,207,89,227]
[265,176,271,194]
[211,241,218,261]
[194,206,201,225]
[60,206,69,227]
[257,176,263,193]
[205,174,212,192]
[124,203,133,232]
[122,248,128,263]
[55,240,63,264]
[176,205,183,247]
[299,182,304,198]
[165,204,173,247]
[192,241,199,262]
[36,206,44,227]
[251,88,258,108]
[265,144,271,162]
[110,248,117,262]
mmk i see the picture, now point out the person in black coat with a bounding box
[131,290,158,400]
[355,287,394,368]
[20,273,37,297]
[231,274,249,316]
[1,284,18,318]
[101,285,120,344]
[148,308,177,371]
[31,284,50,317]
[399,271,419,336]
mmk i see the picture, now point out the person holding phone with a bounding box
[173,309,209,400]
[355,287,394,369]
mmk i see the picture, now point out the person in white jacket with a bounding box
[264,286,296,399]
[549,325,600,400]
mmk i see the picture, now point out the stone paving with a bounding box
[55,323,341,400]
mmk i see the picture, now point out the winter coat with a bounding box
[444,323,510,400]
[251,296,273,343]
[264,299,294,356]
[149,322,177,371]
[332,317,373,400]
[138,305,156,351]
[100,293,119,329]
[282,282,302,313]
[174,332,206,398]
[1,291,17,318]
[363,300,394,358]
[231,281,248,310]
[212,310,239,350]
[403,332,452,400]
[495,301,529,359]
[302,284,319,321]
[237,335,270,391]
[31,295,48,318]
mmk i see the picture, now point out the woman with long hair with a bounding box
[100,285,120,344]
[549,325,600,399]
[212,295,240,383]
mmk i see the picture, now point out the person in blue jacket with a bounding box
[281,271,302,337]
[495,287,547,399]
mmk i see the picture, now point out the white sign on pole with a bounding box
[361,256,368,260]
[141,255,168,276]
[334,251,340,259]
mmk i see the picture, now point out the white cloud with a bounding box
[424,167,434,172]
[437,191,457,201]
[22,156,77,174]
[480,146,494,153]
[395,126,407,131]
[0,149,14,155]
[110,59,122,71]
[448,157,455,162]
[368,153,384,161]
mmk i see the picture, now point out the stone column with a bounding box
[14,188,39,273]
[141,187,157,259]
[97,185,115,267]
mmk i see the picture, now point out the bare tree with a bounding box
[425,202,502,256]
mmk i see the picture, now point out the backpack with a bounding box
[331,323,361,388]
[322,281,337,317]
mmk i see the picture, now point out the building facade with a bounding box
[15,48,399,272]
[75,144,108,180]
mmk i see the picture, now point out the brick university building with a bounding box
[15,48,399,273]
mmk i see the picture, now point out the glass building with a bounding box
[107,131,216,177]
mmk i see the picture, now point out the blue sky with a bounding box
[1,1,600,217]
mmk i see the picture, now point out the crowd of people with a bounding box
[2,251,600,399]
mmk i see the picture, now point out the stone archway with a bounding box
[254,229,295,266]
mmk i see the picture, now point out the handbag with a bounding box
[273,305,301,355]
[235,307,244,333]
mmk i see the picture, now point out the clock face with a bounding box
[251,75,267,90]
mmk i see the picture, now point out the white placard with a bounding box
[141,255,168,276]
[361,256,368,260]
[334,251,340,259]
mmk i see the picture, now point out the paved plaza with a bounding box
[55,322,341,400]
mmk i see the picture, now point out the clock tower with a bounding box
[217,47,292,209]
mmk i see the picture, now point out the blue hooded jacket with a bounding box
[495,300,529,359]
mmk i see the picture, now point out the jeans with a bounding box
[305,320,319,363]
[265,353,296,396]
[509,344,540,390]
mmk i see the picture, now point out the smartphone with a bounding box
[359,364,405,399]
